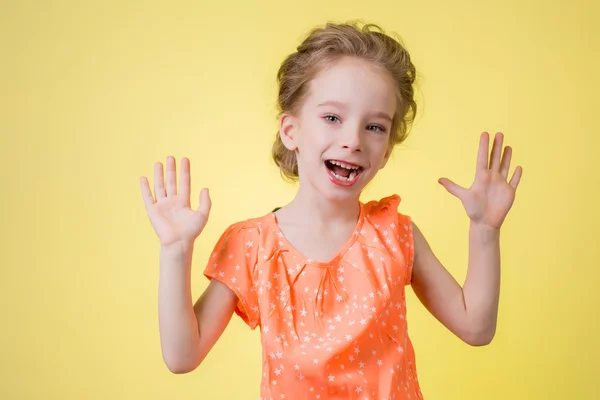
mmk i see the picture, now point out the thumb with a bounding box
[438,177,467,198]
[197,188,212,216]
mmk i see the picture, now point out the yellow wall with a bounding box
[2,0,598,399]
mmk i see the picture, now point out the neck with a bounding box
[285,184,361,228]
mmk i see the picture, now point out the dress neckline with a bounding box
[268,201,366,268]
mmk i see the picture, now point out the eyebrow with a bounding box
[316,100,393,122]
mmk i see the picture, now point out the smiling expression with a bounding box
[279,56,398,202]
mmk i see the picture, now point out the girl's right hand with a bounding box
[140,156,211,248]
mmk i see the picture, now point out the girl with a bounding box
[140,21,522,400]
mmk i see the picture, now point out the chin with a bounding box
[318,176,367,204]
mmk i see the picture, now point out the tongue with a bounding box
[331,164,351,178]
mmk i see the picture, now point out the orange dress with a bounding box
[204,195,424,400]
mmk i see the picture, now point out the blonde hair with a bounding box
[271,21,419,182]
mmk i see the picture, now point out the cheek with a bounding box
[303,128,330,151]
[377,136,392,153]
[296,131,327,162]
[368,141,391,164]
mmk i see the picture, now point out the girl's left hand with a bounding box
[438,132,523,230]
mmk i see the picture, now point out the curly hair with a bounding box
[271,20,419,182]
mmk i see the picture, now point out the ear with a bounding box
[279,113,299,151]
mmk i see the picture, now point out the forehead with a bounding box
[303,57,397,114]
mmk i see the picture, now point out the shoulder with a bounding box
[208,217,267,269]
[362,194,401,211]
[363,194,411,223]
[362,193,413,243]
[360,194,415,283]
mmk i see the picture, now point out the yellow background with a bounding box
[2,0,598,399]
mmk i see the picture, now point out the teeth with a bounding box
[332,169,359,182]
[329,160,360,170]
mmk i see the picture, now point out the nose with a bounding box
[340,124,363,152]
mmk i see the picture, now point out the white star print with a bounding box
[205,198,421,398]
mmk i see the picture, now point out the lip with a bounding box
[324,160,364,187]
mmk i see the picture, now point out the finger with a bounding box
[154,162,166,200]
[179,157,191,207]
[476,132,490,174]
[438,177,468,199]
[489,132,504,171]
[198,188,212,216]
[165,156,177,197]
[509,166,523,190]
[500,146,512,179]
[140,176,155,208]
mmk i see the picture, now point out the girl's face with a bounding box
[280,56,397,203]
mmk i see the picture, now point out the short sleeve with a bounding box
[366,194,415,287]
[203,221,260,329]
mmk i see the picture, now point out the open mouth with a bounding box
[324,159,364,183]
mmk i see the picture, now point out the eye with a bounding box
[323,114,387,134]
[367,124,387,134]
[323,114,340,123]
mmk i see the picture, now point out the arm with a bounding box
[141,157,241,374]
[410,221,500,346]
[158,242,237,374]
[411,131,522,346]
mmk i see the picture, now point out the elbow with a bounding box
[164,354,202,374]
[462,325,496,347]
[162,342,205,374]
[166,360,200,374]
[167,363,193,374]
[465,333,494,347]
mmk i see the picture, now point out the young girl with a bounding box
[140,21,522,400]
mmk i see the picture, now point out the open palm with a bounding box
[438,132,523,229]
[140,156,211,247]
